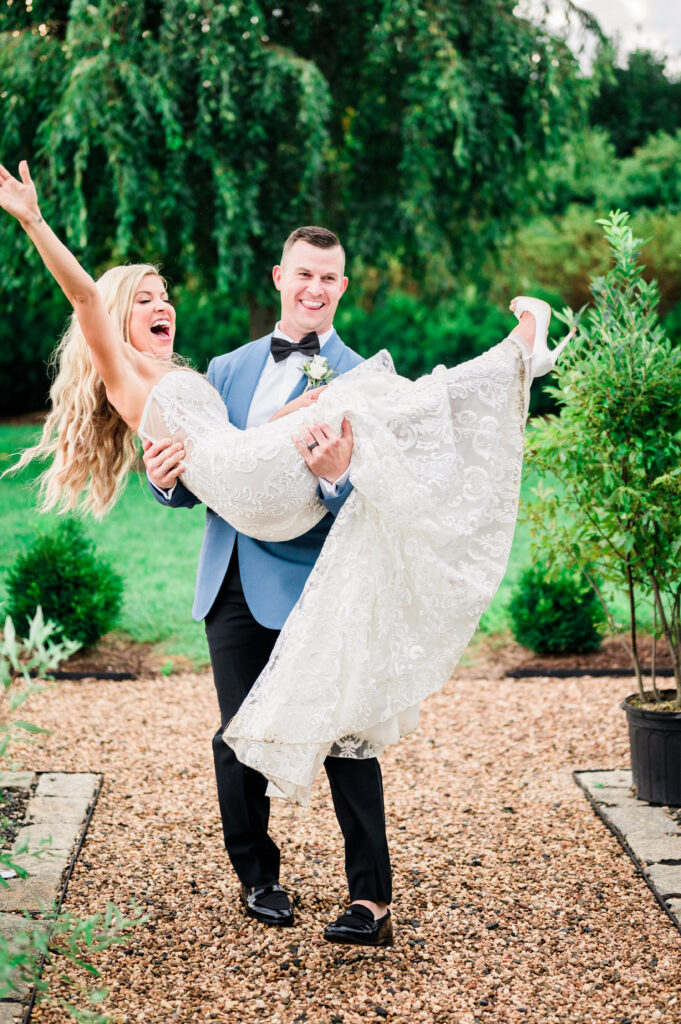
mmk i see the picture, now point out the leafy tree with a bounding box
[527,126,681,219]
[540,127,617,212]
[614,131,681,214]
[336,288,510,380]
[590,50,681,157]
[486,205,681,316]
[0,0,590,412]
[0,0,333,410]
[525,212,681,701]
[265,0,590,287]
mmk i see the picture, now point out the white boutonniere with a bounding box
[302,354,337,391]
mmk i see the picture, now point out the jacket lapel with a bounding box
[226,336,272,429]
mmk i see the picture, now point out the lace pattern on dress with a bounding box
[222,340,530,804]
[139,370,327,541]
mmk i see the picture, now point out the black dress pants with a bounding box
[205,550,392,903]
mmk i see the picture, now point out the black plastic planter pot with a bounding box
[622,691,681,805]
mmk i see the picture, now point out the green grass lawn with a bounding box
[0,423,651,669]
[1,425,209,666]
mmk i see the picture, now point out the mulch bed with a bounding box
[457,633,674,681]
[62,632,676,684]
[55,635,177,680]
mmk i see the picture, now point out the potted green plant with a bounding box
[524,211,681,803]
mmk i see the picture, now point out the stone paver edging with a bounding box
[0,771,101,1022]
[575,769,681,934]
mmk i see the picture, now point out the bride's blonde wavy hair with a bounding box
[10,263,169,517]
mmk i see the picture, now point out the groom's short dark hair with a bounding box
[281,226,344,263]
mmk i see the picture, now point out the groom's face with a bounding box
[273,240,348,340]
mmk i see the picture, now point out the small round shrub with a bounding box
[6,519,123,648]
[508,562,605,655]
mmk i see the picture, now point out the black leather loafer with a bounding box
[323,905,393,946]
[239,882,294,926]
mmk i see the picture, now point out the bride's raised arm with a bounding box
[0,160,130,391]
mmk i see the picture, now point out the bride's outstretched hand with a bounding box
[0,160,40,225]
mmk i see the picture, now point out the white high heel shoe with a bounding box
[510,296,573,379]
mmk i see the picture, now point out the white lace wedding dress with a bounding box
[139,338,530,805]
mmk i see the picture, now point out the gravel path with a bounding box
[15,670,681,1024]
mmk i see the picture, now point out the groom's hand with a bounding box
[143,438,186,490]
[294,418,354,482]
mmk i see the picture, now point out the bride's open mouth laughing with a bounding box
[150,317,172,344]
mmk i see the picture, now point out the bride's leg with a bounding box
[508,301,536,353]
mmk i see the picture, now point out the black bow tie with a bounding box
[270,331,320,363]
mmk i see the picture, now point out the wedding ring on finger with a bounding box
[307,440,320,451]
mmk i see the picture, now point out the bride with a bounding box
[1,160,570,804]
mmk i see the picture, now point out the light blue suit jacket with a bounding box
[150,329,363,627]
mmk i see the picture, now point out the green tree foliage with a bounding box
[0,0,588,412]
[590,50,681,157]
[488,125,681,328]
[525,213,681,700]
[614,131,681,213]
[540,127,618,212]
[267,1,588,285]
[336,290,510,380]
[541,127,681,217]
[0,903,144,1021]
[487,205,681,316]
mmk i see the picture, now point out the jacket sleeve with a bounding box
[317,477,353,518]
[313,344,362,517]
[147,476,201,509]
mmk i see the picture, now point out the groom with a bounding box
[144,226,393,946]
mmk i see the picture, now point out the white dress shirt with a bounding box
[246,323,335,426]
[154,323,350,499]
[246,323,349,497]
